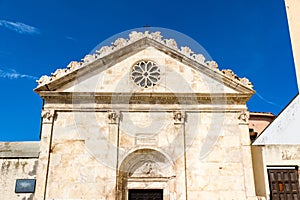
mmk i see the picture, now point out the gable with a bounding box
[253,94,300,145]
[34,32,255,103]
[56,47,238,94]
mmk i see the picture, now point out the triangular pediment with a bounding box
[35,32,255,101]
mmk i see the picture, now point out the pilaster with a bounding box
[238,110,257,199]
[34,109,55,200]
[173,111,187,200]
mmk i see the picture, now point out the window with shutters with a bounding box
[267,166,300,200]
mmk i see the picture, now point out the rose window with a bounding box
[131,61,160,88]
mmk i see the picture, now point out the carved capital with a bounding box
[238,110,249,124]
[42,110,55,123]
[108,111,120,124]
[173,111,185,124]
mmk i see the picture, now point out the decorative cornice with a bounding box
[36,31,253,89]
[38,92,252,105]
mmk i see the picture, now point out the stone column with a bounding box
[238,111,257,200]
[34,110,55,200]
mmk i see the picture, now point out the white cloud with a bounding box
[0,68,38,80]
[256,91,280,107]
[65,36,76,41]
[0,20,40,34]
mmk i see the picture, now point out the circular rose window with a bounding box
[131,61,160,88]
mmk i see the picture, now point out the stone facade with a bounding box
[32,32,258,200]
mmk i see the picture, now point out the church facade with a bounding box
[28,31,258,199]
[2,1,300,198]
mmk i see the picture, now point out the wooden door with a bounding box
[268,167,300,199]
[128,189,163,200]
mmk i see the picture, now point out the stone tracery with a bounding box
[131,60,160,88]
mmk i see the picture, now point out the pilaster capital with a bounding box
[41,109,56,124]
[238,110,249,124]
[108,110,120,124]
[173,111,185,124]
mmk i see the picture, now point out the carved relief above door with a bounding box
[117,149,175,200]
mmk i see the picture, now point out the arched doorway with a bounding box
[117,148,175,200]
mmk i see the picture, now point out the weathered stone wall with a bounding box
[36,109,256,200]
[186,112,255,199]
[0,142,39,200]
[44,111,116,199]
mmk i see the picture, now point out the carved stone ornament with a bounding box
[129,31,144,42]
[130,161,161,177]
[221,69,254,88]
[113,38,128,49]
[238,111,249,123]
[51,68,69,79]
[173,111,185,124]
[36,75,51,85]
[41,110,55,122]
[206,61,218,69]
[164,38,178,49]
[282,150,295,160]
[36,31,253,89]
[67,61,81,71]
[150,31,163,42]
[193,54,206,63]
[222,69,236,78]
[108,111,119,124]
[81,54,95,63]
[97,45,113,56]
[180,46,194,57]
[131,60,160,88]
[240,77,253,88]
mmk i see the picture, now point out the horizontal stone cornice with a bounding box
[40,92,252,105]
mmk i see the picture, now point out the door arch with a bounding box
[117,148,176,200]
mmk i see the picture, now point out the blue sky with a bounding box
[0,0,298,141]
